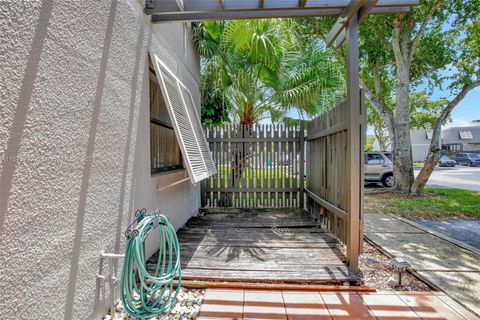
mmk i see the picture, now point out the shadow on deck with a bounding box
[148,208,361,285]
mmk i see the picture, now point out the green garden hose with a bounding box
[120,213,181,318]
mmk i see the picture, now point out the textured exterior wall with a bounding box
[0,0,201,319]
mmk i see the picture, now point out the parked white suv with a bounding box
[364,151,395,187]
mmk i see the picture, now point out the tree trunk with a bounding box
[231,125,253,187]
[373,123,391,151]
[410,125,442,195]
[373,126,386,150]
[361,80,395,138]
[390,15,415,193]
[392,63,414,192]
[411,77,480,195]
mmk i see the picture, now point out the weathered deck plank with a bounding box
[148,208,357,284]
[186,209,319,228]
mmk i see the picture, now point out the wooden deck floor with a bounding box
[148,208,359,284]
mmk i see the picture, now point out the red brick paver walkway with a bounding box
[198,289,478,320]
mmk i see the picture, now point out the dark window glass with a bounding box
[366,153,385,165]
[149,65,183,174]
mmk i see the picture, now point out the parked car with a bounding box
[455,153,480,166]
[364,151,394,187]
[438,155,456,167]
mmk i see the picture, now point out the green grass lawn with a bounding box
[412,162,424,167]
[213,166,298,188]
[364,188,480,219]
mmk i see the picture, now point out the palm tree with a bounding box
[194,19,345,125]
[194,19,345,189]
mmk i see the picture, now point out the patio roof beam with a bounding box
[145,0,418,15]
[325,0,366,48]
[329,0,380,48]
[152,8,342,22]
[151,5,414,23]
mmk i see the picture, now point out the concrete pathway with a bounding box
[198,289,478,319]
[365,214,480,317]
[415,219,480,250]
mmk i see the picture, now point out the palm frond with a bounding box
[197,19,345,125]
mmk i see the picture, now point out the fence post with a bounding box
[200,179,206,208]
[359,89,366,254]
[345,13,361,272]
[299,122,305,209]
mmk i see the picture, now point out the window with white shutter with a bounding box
[149,65,183,174]
[151,53,216,183]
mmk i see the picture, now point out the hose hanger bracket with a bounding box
[124,208,166,238]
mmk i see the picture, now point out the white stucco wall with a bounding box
[0,1,201,319]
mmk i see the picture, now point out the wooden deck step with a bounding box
[178,280,374,292]
[178,267,360,283]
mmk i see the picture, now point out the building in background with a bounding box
[371,120,480,162]
[410,120,480,161]
[441,120,480,152]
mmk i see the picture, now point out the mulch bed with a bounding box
[360,241,431,291]
[364,187,436,199]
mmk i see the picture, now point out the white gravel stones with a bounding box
[105,288,204,320]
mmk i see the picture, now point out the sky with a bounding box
[363,83,480,135]
[283,60,480,129]
[424,84,480,128]
[414,55,480,128]
[284,85,480,129]
[279,21,480,129]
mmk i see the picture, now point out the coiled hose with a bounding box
[120,214,181,318]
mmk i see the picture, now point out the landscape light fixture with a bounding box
[391,257,412,286]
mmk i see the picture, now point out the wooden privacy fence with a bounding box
[201,124,304,208]
[305,92,366,251]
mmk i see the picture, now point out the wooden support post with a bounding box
[346,13,361,272]
[299,122,305,208]
[201,179,206,207]
[359,90,366,254]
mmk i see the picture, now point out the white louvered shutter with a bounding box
[152,53,216,183]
